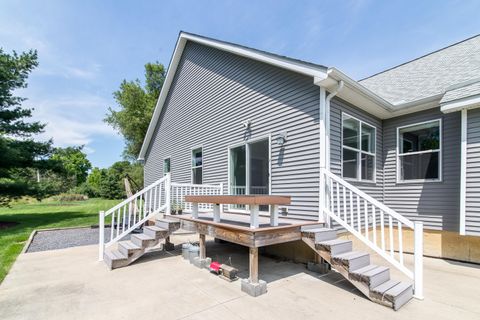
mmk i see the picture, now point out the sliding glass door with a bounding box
[229,138,270,211]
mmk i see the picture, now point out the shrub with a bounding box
[53,193,89,202]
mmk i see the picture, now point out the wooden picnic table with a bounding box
[184,195,291,229]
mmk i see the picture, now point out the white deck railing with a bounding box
[321,169,423,299]
[170,182,223,212]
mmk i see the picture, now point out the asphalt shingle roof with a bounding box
[359,35,480,106]
[440,81,480,104]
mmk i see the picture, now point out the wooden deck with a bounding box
[174,211,321,248]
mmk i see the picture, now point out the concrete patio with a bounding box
[1,234,480,320]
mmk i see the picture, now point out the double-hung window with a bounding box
[192,147,203,184]
[163,158,170,176]
[397,119,441,182]
[342,113,376,181]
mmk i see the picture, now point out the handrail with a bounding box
[323,169,414,228]
[105,175,169,216]
[321,168,423,299]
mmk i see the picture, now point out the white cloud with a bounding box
[29,94,119,151]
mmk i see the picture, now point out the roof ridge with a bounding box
[359,33,480,82]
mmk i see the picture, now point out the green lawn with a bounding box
[0,198,118,283]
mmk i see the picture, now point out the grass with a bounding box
[0,198,118,283]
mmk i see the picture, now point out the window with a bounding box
[192,147,203,184]
[398,119,441,182]
[342,113,376,181]
[163,158,170,175]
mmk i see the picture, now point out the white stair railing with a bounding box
[170,182,223,212]
[321,168,423,299]
[98,174,171,261]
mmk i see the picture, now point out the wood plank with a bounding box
[249,247,259,283]
[199,234,206,259]
[184,195,291,205]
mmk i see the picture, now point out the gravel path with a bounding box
[26,227,128,253]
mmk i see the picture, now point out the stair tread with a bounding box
[104,249,127,260]
[118,241,141,250]
[132,233,155,240]
[372,279,401,294]
[144,226,167,232]
[352,264,389,276]
[317,239,351,246]
[302,227,334,233]
[333,250,368,260]
[384,281,412,297]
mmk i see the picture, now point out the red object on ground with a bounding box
[209,261,222,274]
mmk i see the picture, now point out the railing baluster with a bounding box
[356,195,361,233]
[389,215,394,256]
[364,200,369,241]
[380,210,385,250]
[372,205,377,246]
[342,186,347,222]
[349,191,354,227]
[116,209,120,238]
[336,182,340,217]
[122,205,126,233]
[329,178,334,213]
[110,213,114,241]
[398,222,404,265]
[128,201,132,228]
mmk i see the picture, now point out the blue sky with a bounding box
[1,0,479,168]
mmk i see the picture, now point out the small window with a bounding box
[163,158,170,175]
[342,114,376,181]
[192,147,203,184]
[398,120,441,182]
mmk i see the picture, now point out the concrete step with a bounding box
[372,281,413,311]
[301,227,337,242]
[143,226,169,239]
[131,233,157,247]
[104,249,128,269]
[332,251,370,271]
[118,241,142,257]
[155,217,180,232]
[316,239,352,255]
[349,265,390,288]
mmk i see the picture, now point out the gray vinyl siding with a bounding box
[466,108,480,236]
[144,41,321,219]
[383,108,461,231]
[330,97,384,200]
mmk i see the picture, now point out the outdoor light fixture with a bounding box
[242,119,251,128]
[276,131,287,146]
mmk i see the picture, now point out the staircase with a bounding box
[104,218,180,269]
[98,173,223,269]
[302,226,413,310]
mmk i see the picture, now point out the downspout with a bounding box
[319,80,344,225]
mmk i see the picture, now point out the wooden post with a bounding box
[250,204,259,228]
[249,247,259,284]
[270,205,278,227]
[199,234,206,259]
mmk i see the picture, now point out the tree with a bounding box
[51,146,92,186]
[105,62,165,160]
[0,48,56,205]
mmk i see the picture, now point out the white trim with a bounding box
[440,94,480,113]
[340,112,377,183]
[396,118,442,183]
[460,109,467,235]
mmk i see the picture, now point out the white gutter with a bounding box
[460,109,467,235]
[325,80,344,170]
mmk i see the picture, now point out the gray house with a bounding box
[137,32,480,266]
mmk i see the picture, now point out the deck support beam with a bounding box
[249,247,259,283]
[199,234,206,259]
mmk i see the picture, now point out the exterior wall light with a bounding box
[276,131,287,146]
[242,119,251,128]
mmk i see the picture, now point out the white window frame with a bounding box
[227,134,272,213]
[191,146,203,184]
[163,157,171,176]
[396,118,442,184]
[341,112,377,183]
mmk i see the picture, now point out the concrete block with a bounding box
[193,257,211,269]
[307,261,330,274]
[241,279,267,297]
